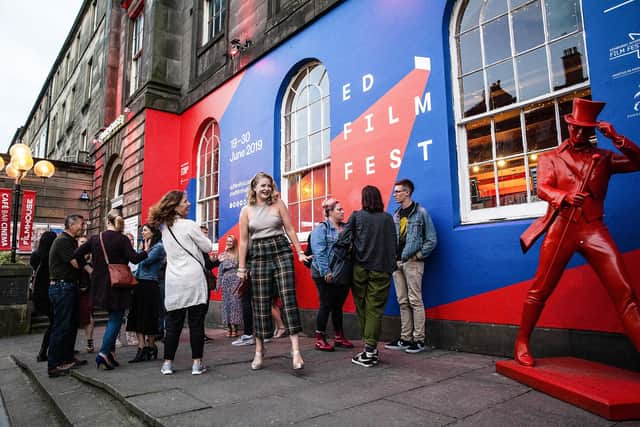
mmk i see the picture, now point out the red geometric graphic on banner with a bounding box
[331,57,431,214]
[18,190,36,251]
[0,188,12,251]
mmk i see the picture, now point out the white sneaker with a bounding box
[160,361,174,375]
[231,334,255,346]
[192,361,208,375]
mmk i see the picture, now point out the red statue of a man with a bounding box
[516,98,640,367]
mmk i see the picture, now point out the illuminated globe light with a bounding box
[5,163,21,179]
[530,153,538,161]
[0,157,4,171]
[34,160,55,178]
[11,154,34,172]
[497,159,507,168]
[9,143,32,159]
[472,165,480,173]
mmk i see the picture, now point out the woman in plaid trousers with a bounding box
[237,172,310,371]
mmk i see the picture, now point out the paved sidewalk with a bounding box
[2,328,640,426]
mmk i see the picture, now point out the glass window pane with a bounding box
[512,0,544,53]
[550,34,587,90]
[481,0,507,21]
[309,100,322,133]
[466,118,492,164]
[287,176,299,203]
[296,88,308,109]
[310,64,323,85]
[483,15,511,65]
[300,171,312,201]
[321,128,330,159]
[459,29,483,75]
[487,60,516,109]
[516,47,549,100]
[460,0,482,33]
[294,109,307,139]
[495,109,523,158]
[498,156,527,206]
[299,201,313,232]
[313,167,326,199]
[309,131,323,164]
[461,71,486,117]
[284,141,291,171]
[528,153,541,201]
[313,198,324,225]
[289,201,299,230]
[294,138,307,169]
[308,85,321,104]
[511,0,531,8]
[321,97,330,128]
[524,101,558,151]
[545,0,581,40]
[469,163,497,209]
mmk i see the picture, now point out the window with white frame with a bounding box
[197,120,220,242]
[129,12,144,96]
[281,61,331,234]
[202,0,225,45]
[452,0,590,223]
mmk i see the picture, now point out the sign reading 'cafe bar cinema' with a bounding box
[0,189,36,252]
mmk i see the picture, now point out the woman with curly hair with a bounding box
[149,190,213,375]
[237,172,310,371]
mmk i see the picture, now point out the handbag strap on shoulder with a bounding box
[167,226,206,270]
[99,232,110,265]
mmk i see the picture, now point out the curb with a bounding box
[70,370,164,427]
[10,355,71,427]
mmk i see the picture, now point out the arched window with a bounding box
[452,0,590,223]
[197,120,220,241]
[281,61,331,233]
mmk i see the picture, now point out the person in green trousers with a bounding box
[336,185,397,367]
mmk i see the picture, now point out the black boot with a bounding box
[146,345,158,360]
[128,347,148,363]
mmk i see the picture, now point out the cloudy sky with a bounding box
[0,0,83,152]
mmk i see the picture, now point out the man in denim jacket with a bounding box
[385,179,437,354]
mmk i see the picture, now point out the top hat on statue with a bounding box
[564,98,605,127]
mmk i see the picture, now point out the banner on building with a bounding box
[0,189,11,251]
[18,191,36,251]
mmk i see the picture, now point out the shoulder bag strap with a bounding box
[167,226,206,271]
[99,232,110,265]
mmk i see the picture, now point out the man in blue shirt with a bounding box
[385,179,437,354]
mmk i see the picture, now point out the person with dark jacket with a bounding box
[48,215,86,378]
[74,209,148,370]
[336,185,397,367]
[31,231,58,362]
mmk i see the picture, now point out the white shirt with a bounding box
[162,218,213,311]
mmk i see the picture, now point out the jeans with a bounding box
[47,281,78,369]
[351,264,391,348]
[100,310,125,355]
[164,304,207,360]
[313,276,350,333]
[392,259,426,341]
[241,285,253,335]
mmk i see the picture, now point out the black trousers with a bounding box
[313,276,350,333]
[163,303,207,360]
[241,286,253,335]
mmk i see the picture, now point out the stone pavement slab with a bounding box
[1,327,638,426]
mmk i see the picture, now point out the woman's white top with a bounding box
[161,218,214,311]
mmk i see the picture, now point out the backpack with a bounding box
[303,221,329,269]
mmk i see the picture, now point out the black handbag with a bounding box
[329,240,353,285]
[167,226,217,291]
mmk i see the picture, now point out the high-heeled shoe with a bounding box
[86,339,95,353]
[128,347,149,363]
[291,350,304,371]
[251,351,264,371]
[96,353,114,370]
[147,345,158,360]
[107,352,120,367]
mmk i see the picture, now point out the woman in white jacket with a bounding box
[149,190,213,375]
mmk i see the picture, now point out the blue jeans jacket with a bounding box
[310,220,342,277]
[393,202,437,262]
[135,242,166,281]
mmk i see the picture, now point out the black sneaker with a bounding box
[351,350,379,367]
[384,338,411,350]
[405,341,426,354]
